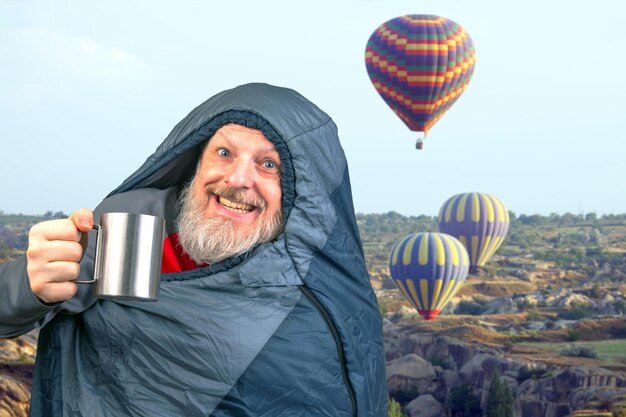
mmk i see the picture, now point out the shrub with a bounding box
[568,328,584,342]
[614,405,626,417]
[558,306,596,321]
[518,364,547,381]
[525,306,543,321]
[507,333,520,344]
[388,397,407,417]
[456,300,485,316]
[389,311,404,323]
[590,284,607,299]
[520,329,541,341]
[429,356,453,370]
[560,343,598,358]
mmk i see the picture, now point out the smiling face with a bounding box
[177,124,284,265]
[195,124,282,227]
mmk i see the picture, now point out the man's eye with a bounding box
[217,148,230,157]
[263,160,277,169]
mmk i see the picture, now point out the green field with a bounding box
[520,339,626,368]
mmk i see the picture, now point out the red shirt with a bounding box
[161,233,206,273]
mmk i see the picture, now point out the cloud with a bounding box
[6,27,151,83]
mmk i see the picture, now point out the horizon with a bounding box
[2,208,626,219]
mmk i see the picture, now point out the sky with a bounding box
[1,0,625,218]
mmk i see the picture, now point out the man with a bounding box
[0,83,387,416]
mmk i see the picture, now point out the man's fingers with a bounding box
[68,208,94,233]
[34,281,79,304]
[27,240,84,264]
[29,260,81,301]
[30,219,83,243]
[41,261,82,282]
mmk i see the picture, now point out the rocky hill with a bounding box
[0,331,36,417]
[384,320,626,417]
[365,212,626,416]
[2,211,626,416]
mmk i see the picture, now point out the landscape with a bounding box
[1,210,626,417]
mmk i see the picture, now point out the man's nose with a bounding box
[224,158,255,189]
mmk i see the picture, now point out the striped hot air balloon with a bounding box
[389,232,469,320]
[365,15,476,149]
[438,192,510,273]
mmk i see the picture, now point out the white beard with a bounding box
[176,181,284,265]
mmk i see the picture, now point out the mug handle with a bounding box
[76,224,102,285]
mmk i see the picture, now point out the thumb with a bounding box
[68,208,94,233]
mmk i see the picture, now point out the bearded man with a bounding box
[177,124,284,267]
[0,83,387,417]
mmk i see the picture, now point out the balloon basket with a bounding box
[419,310,440,321]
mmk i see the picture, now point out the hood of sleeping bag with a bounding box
[30,83,388,417]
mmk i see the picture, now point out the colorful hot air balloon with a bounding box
[438,192,510,273]
[365,15,476,149]
[389,232,469,320]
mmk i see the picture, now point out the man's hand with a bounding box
[26,208,94,304]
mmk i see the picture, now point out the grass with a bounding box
[519,339,626,369]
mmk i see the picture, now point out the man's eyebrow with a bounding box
[216,135,280,160]
[260,146,280,156]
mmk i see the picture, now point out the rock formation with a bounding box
[384,326,626,417]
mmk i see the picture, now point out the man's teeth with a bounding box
[218,196,254,213]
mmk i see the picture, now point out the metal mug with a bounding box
[77,212,165,301]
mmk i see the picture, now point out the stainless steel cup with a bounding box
[77,212,165,301]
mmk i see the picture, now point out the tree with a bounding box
[518,214,546,226]
[486,373,514,417]
[446,383,481,417]
[508,210,517,223]
[388,397,407,417]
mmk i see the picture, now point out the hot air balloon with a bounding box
[438,192,510,273]
[365,15,476,149]
[389,232,469,320]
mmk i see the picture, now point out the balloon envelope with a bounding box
[365,15,476,139]
[438,192,510,272]
[389,232,469,320]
